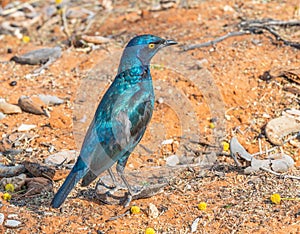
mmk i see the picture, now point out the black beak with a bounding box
[162,39,177,47]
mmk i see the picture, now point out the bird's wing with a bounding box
[81,79,154,185]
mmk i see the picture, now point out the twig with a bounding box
[61,8,71,38]
[239,19,300,28]
[183,19,300,51]
[106,210,130,221]
[260,166,300,180]
[0,0,41,16]
[259,25,300,49]
[183,31,250,51]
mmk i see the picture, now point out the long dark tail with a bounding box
[51,158,88,208]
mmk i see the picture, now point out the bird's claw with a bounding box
[106,184,122,195]
[122,193,132,207]
[96,178,117,190]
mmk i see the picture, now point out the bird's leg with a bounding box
[116,159,136,207]
[105,168,123,194]
[96,168,119,190]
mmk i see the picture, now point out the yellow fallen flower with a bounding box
[222,142,230,151]
[145,227,155,234]
[208,123,215,129]
[5,183,15,192]
[198,202,207,211]
[22,36,30,43]
[3,192,12,201]
[270,193,281,204]
[130,205,140,214]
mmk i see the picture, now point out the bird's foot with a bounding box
[106,184,123,195]
[122,193,132,207]
[122,188,142,207]
[96,179,117,190]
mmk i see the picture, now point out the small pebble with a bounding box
[18,96,47,116]
[45,150,77,165]
[157,97,164,104]
[38,94,64,105]
[0,112,5,120]
[17,124,36,132]
[0,99,22,114]
[4,219,22,228]
[9,81,17,86]
[7,214,18,219]
[191,217,200,233]
[7,48,12,53]
[165,155,179,167]
[148,203,159,218]
[25,148,33,153]
[161,139,173,145]
[0,213,4,225]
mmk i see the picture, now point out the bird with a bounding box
[51,34,177,208]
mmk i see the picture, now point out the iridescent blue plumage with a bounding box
[51,35,177,208]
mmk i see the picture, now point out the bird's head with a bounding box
[119,34,177,73]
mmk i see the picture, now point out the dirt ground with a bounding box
[0,0,300,233]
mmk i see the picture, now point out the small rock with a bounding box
[24,177,53,196]
[25,148,33,153]
[81,35,111,44]
[0,99,22,114]
[9,81,17,86]
[10,46,61,65]
[157,97,164,104]
[262,113,271,118]
[223,5,234,12]
[265,116,300,145]
[4,219,22,228]
[148,203,159,218]
[270,154,295,172]
[37,94,64,106]
[0,173,27,191]
[166,155,179,166]
[7,214,18,219]
[191,217,200,233]
[0,213,4,225]
[161,139,173,145]
[225,114,231,120]
[23,161,55,179]
[0,112,5,120]
[179,156,194,165]
[45,150,77,165]
[18,96,47,116]
[17,124,36,132]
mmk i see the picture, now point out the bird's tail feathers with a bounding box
[51,158,88,208]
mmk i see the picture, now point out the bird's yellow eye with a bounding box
[148,43,155,49]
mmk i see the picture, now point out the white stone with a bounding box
[0,213,4,225]
[4,219,22,228]
[148,203,159,218]
[45,150,77,165]
[17,124,36,132]
[161,139,173,145]
[166,155,179,167]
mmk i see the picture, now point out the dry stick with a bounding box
[0,0,41,16]
[183,31,251,51]
[184,19,300,51]
[260,167,300,180]
[240,19,300,27]
[259,25,300,49]
[61,7,71,38]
